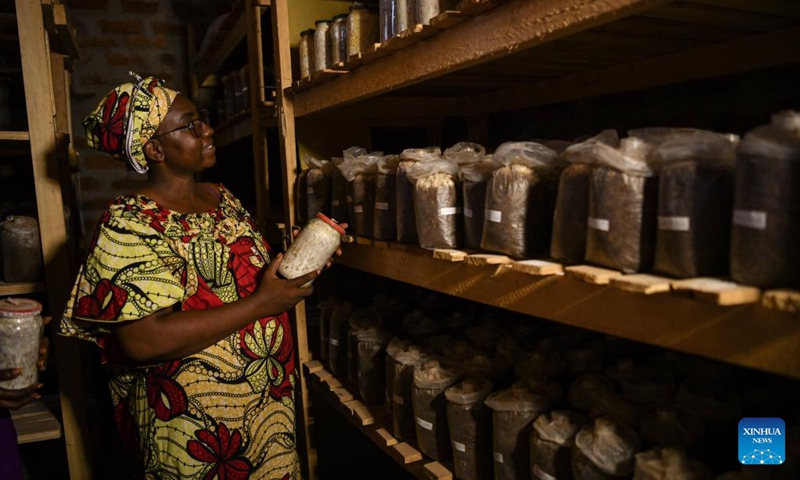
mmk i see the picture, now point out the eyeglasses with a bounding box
[151,109,210,139]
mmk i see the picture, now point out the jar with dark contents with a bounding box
[313,20,332,73]
[392,346,427,440]
[328,302,353,377]
[445,378,493,480]
[298,29,315,79]
[530,410,587,480]
[347,3,379,57]
[357,328,392,404]
[395,0,417,34]
[412,359,463,461]
[330,14,348,65]
[2,216,43,283]
[347,307,382,386]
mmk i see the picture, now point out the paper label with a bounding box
[393,394,404,405]
[307,187,315,194]
[332,200,340,206]
[416,417,433,431]
[533,465,557,480]
[375,202,389,210]
[353,205,364,213]
[321,335,329,342]
[486,210,502,223]
[346,195,353,203]
[439,207,462,216]
[588,217,610,231]
[329,338,340,346]
[453,441,466,452]
[494,452,504,463]
[464,208,473,218]
[733,210,767,230]
[658,216,690,231]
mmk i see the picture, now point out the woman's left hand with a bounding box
[293,223,347,269]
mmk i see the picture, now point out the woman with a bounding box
[60,74,333,479]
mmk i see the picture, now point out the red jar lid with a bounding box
[0,298,43,317]
[316,212,346,235]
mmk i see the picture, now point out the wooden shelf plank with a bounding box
[0,131,30,141]
[304,365,454,479]
[0,281,46,296]
[336,242,800,380]
[293,0,672,116]
[11,399,62,444]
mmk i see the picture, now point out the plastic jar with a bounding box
[0,298,43,390]
[330,14,348,65]
[278,213,344,285]
[379,0,396,42]
[313,20,332,73]
[2,216,43,283]
[347,3,379,57]
[298,29,315,79]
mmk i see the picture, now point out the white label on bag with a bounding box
[375,202,389,210]
[307,187,314,194]
[329,338,340,346]
[416,417,433,430]
[733,210,767,230]
[658,216,690,231]
[588,217,610,231]
[346,195,353,203]
[453,441,466,452]
[439,207,462,216]
[533,465,557,480]
[494,452,504,463]
[393,394,404,405]
[321,335,329,342]
[487,210,502,223]
[332,200,340,206]
[464,208,473,218]
[354,205,364,213]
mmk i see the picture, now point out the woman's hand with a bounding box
[0,316,50,410]
[249,253,318,315]
[292,222,348,269]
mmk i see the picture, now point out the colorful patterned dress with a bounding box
[60,185,300,479]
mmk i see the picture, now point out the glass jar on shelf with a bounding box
[330,14,348,65]
[298,28,315,79]
[313,20,332,73]
[347,3,379,58]
[395,0,417,34]
[379,0,396,43]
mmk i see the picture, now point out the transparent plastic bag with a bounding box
[551,131,619,264]
[572,417,640,479]
[731,111,800,287]
[639,407,705,449]
[408,159,463,249]
[328,302,353,377]
[647,131,739,278]
[585,137,658,273]
[392,346,429,440]
[397,147,441,243]
[445,378,494,480]
[461,158,500,250]
[481,142,557,258]
[301,155,334,224]
[443,141,486,165]
[485,382,561,480]
[347,307,383,386]
[338,153,381,238]
[385,337,411,417]
[374,155,399,240]
[318,297,340,366]
[412,359,464,461]
[357,328,393,405]
[633,447,710,480]
[531,410,587,480]
[330,157,350,224]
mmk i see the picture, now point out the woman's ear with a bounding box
[143,139,165,164]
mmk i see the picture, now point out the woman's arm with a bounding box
[114,254,318,362]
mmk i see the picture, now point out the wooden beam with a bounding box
[0,131,30,141]
[0,281,46,296]
[293,0,672,117]
[336,242,800,380]
[466,26,800,115]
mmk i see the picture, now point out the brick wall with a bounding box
[66,0,189,241]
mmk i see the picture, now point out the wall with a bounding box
[66,0,189,241]
[288,0,351,48]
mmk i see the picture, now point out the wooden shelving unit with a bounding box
[0,281,46,296]
[0,131,30,141]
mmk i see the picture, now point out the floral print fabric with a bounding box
[60,185,299,479]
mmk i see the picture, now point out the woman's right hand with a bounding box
[250,253,318,315]
[0,369,41,410]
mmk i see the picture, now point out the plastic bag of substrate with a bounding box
[397,147,441,243]
[481,141,558,259]
[572,417,640,479]
[374,155,400,240]
[407,158,463,249]
[460,157,501,250]
[445,378,494,480]
[412,359,464,460]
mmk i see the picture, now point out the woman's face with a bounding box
[150,94,216,173]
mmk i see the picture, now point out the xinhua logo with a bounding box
[739,418,785,465]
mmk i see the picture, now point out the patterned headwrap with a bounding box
[83,72,180,173]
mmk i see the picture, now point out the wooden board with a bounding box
[610,274,673,295]
[0,281,46,296]
[510,260,564,276]
[433,249,468,262]
[0,131,30,141]
[565,265,623,285]
[465,254,513,266]
[671,278,761,306]
[423,461,454,480]
[761,290,800,314]
[392,442,423,464]
[305,360,324,373]
[11,399,61,444]
[376,428,398,447]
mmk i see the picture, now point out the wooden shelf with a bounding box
[291,0,800,117]
[0,131,30,141]
[0,281,45,296]
[336,242,800,380]
[304,363,454,480]
[11,398,62,444]
[214,102,276,148]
